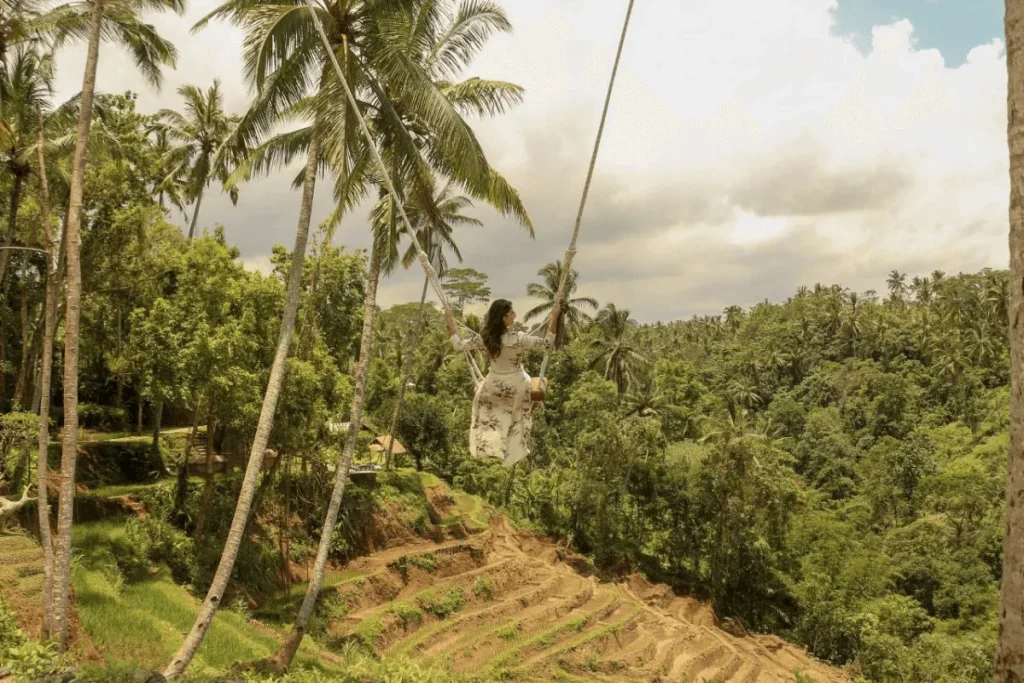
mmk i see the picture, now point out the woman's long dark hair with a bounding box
[480,299,513,359]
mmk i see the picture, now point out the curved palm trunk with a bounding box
[50,0,103,651]
[35,110,57,636]
[162,132,319,680]
[997,0,1024,677]
[385,275,429,470]
[271,243,382,671]
[186,187,204,241]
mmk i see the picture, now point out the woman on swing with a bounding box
[447,299,559,468]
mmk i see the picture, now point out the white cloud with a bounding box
[54,0,1009,321]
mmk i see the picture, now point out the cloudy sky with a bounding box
[53,0,1008,323]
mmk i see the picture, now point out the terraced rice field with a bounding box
[314,515,846,682]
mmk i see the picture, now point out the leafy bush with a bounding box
[0,596,25,652]
[124,516,198,585]
[472,576,494,601]
[389,602,425,627]
[1,639,71,679]
[417,587,465,619]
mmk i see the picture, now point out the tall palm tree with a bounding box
[170,0,529,676]
[622,369,676,418]
[154,80,240,240]
[0,46,52,287]
[997,0,1024,677]
[384,180,482,469]
[33,106,57,638]
[0,0,54,108]
[0,46,50,410]
[164,128,321,681]
[148,123,190,219]
[49,0,183,653]
[524,260,597,348]
[886,269,906,303]
[269,0,531,670]
[589,303,644,396]
[723,305,743,334]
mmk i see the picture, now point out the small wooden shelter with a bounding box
[368,435,406,456]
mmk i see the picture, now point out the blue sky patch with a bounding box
[832,0,1003,66]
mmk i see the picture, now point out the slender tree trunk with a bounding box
[271,243,382,671]
[152,399,163,455]
[187,188,204,241]
[6,171,23,251]
[245,454,281,537]
[385,276,429,470]
[50,0,103,652]
[13,295,33,407]
[162,131,320,680]
[0,312,6,409]
[136,399,144,436]
[280,453,291,592]
[194,393,216,540]
[174,397,201,522]
[35,109,58,637]
[997,0,1024,678]
[31,215,68,418]
[115,308,124,406]
[0,171,24,288]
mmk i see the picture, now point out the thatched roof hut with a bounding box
[369,435,406,455]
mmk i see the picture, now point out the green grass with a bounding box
[473,576,495,601]
[407,553,438,573]
[70,521,336,676]
[453,492,491,529]
[389,602,425,627]
[253,569,376,625]
[417,587,466,619]
[497,621,521,641]
[79,479,183,499]
[484,593,620,673]
[354,616,386,649]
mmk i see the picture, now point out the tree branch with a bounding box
[0,486,37,525]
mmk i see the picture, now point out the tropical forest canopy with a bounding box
[0,0,1015,681]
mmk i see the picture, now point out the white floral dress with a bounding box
[450,329,555,468]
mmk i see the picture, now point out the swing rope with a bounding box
[301,0,485,384]
[537,0,636,383]
[302,0,634,392]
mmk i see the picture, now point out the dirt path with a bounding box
[320,515,848,682]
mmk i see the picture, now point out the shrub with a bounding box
[417,587,465,619]
[472,576,494,601]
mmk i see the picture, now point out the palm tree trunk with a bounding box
[187,188,204,241]
[7,170,24,243]
[51,0,103,652]
[35,108,57,637]
[32,214,68,415]
[996,0,1024,677]
[162,131,320,680]
[271,242,382,671]
[385,275,429,470]
[0,171,25,288]
[12,295,34,407]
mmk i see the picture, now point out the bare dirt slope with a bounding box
[320,509,848,683]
